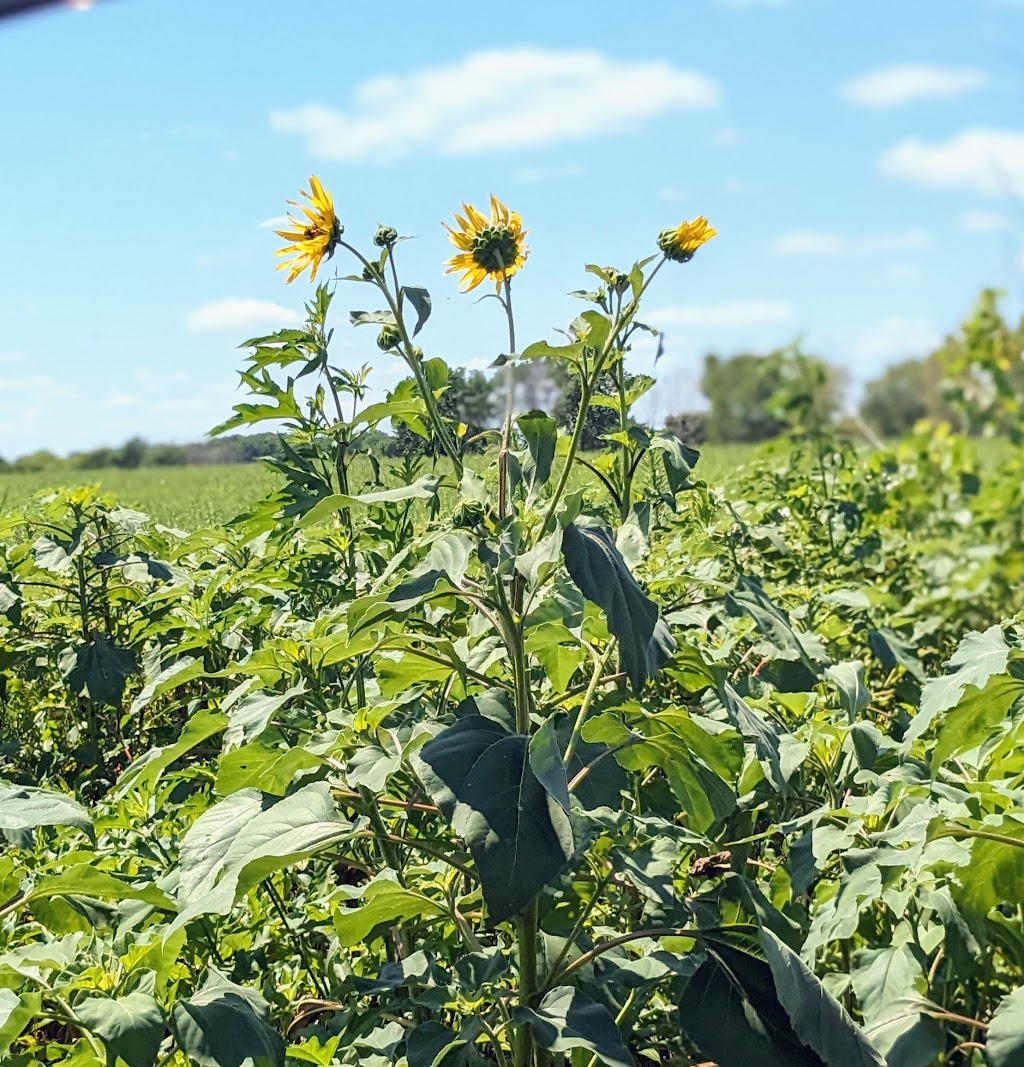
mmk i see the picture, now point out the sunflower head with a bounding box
[274,175,343,284]
[657,216,717,263]
[443,195,529,293]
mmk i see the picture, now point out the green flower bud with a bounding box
[604,267,629,293]
[376,324,401,351]
[374,224,399,248]
[362,262,383,282]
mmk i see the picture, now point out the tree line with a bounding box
[2,288,1020,472]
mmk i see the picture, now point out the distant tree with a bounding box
[115,437,146,469]
[699,346,844,443]
[859,357,950,438]
[663,412,706,445]
[389,367,499,456]
[13,450,62,472]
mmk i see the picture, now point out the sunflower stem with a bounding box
[498,274,517,520]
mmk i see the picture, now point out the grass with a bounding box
[0,444,763,530]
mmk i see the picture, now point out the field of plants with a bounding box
[3,182,1024,1067]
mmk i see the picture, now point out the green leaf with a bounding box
[906,624,1011,744]
[761,929,886,1067]
[170,974,284,1067]
[129,656,206,716]
[347,745,401,793]
[406,1022,474,1067]
[648,431,700,497]
[513,987,633,1067]
[720,684,787,792]
[77,992,164,1067]
[953,818,1024,921]
[412,714,573,923]
[0,989,41,1056]
[403,286,432,336]
[984,986,1024,1067]
[215,742,321,796]
[333,878,444,947]
[0,781,92,836]
[172,783,352,930]
[223,685,304,750]
[825,661,870,721]
[60,635,136,706]
[27,865,175,912]
[516,410,557,497]
[297,476,440,528]
[931,673,1024,771]
[349,309,397,327]
[116,710,228,797]
[562,521,668,692]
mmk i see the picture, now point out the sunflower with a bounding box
[274,176,343,284]
[443,195,528,293]
[657,216,717,263]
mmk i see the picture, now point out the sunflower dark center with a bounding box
[470,226,519,273]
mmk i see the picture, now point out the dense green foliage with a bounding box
[3,210,1024,1067]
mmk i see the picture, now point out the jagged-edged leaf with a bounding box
[59,635,136,706]
[77,991,164,1067]
[905,624,1010,743]
[562,521,667,691]
[868,627,925,684]
[412,714,573,922]
[170,974,284,1067]
[513,987,632,1067]
[0,782,92,836]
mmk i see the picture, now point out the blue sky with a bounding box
[1,0,1023,457]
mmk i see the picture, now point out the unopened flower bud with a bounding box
[376,324,401,351]
[374,224,399,248]
[362,262,383,282]
[604,267,629,293]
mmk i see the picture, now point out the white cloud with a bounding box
[854,315,942,361]
[883,264,923,282]
[184,299,301,333]
[713,127,739,146]
[270,48,720,161]
[879,128,1024,195]
[649,300,796,328]
[841,65,988,108]
[958,209,1011,232]
[258,215,290,230]
[772,228,931,255]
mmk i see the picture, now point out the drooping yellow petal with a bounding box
[443,195,529,293]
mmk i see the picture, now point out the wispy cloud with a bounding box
[879,128,1024,195]
[184,299,300,333]
[957,209,1012,232]
[855,315,942,361]
[649,300,796,328]
[772,228,932,255]
[841,64,988,108]
[270,48,720,161]
[258,215,290,230]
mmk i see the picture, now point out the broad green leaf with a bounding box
[0,989,40,1055]
[850,945,923,1022]
[129,656,206,716]
[825,661,870,721]
[513,987,633,1067]
[77,991,164,1067]
[516,410,557,497]
[170,974,284,1067]
[412,714,573,922]
[223,685,305,750]
[0,781,92,836]
[562,520,668,692]
[931,673,1024,771]
[953,818,1024,921]
[761,929,886,1067]
[214,742,321,796]
[985,986,1024,1067]
[333,878,444,947]
[648,431,700,497]
[172,783,352,930]
[116,710,227,797]
[298,476,439,528]
[406,1022,474,1067]
[720,684,787,792]
[906,624,1010,743]
[28,865,174,912]
[347,745,401,793]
